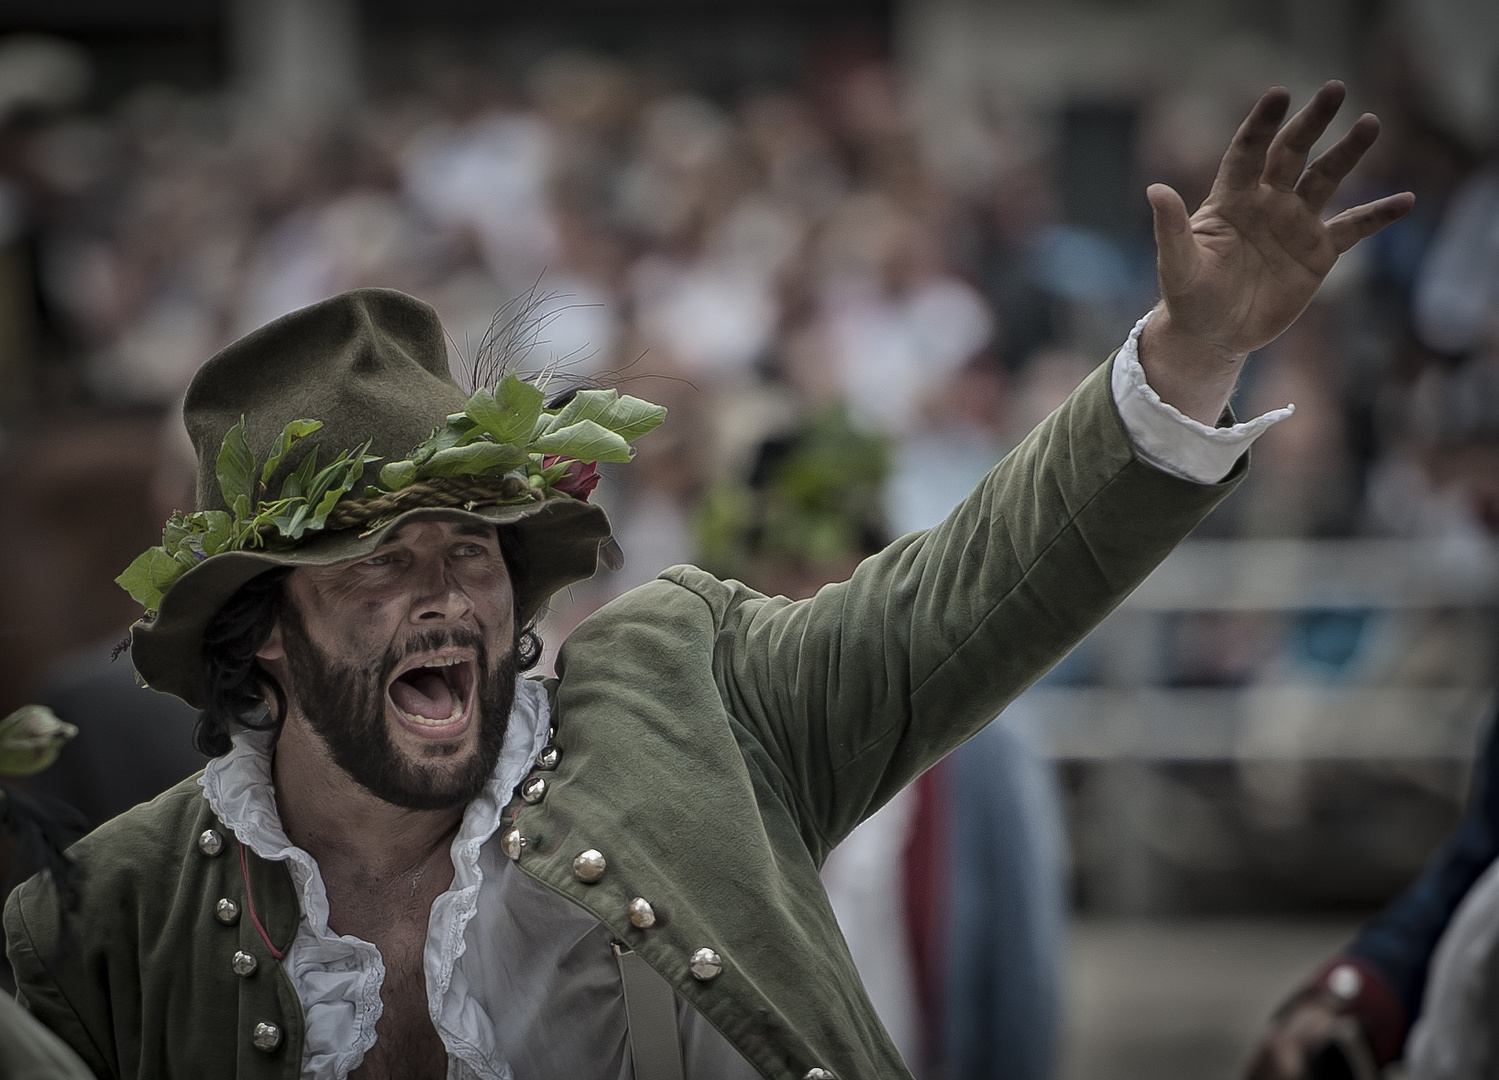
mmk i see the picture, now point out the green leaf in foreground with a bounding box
[0,705,77,777]
[531,419,633,463]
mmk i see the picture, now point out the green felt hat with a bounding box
[127,287,626,709]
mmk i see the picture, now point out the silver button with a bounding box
[521,776,547,804]
[572,849,606,883]
[198,829,224,856]
[536,744,562,771]
[1327,963,1362,1001]
[501,827,527,861]
[628,898,656,929]
[689,948,722,981]
[251,1021,282,1052]
[215,898,240,925]
[231,951,258,977]
[803,1071,836,1080]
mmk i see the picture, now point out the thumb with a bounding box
[1147,183,1195,294]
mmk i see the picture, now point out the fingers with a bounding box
[1326,191,1416,253]
[1147,182,1195,291]
[1217,87,1292,191]
[1262,81,1347,191]
[1296,113,1380,212]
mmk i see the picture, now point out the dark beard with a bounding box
[278,606,516,811]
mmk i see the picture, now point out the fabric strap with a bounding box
[613,942,686,1080]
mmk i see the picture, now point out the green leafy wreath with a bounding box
[118,376,666,613]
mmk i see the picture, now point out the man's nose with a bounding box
[411,561,474,622]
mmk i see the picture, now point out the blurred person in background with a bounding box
[1243,216,1499,1078]
[24,404,204,830]
[694,383,1066,1080]
[1,78,1414,1080]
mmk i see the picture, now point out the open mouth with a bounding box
[387,653,477,736]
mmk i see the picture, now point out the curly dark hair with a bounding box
[194,526,543,756]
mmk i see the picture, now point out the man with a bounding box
[5,83,1410,1080]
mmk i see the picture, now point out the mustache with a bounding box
[378,628,489,684]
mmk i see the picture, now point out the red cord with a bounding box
[238,840,287,960]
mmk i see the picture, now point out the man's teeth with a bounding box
[421,657,464,668]
[399,702,465,727]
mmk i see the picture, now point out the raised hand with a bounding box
[1138,81,1414,423]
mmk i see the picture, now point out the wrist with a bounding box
[1136,305,1247,425]
[1284,957,1407,1066]
[1144,305,1249,366]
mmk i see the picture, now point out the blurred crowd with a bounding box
[0,35,1495,583]
[0,26,1492,861]
[0,32,1494,596]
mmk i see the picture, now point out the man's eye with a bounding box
[455,544,485,557]
[363,553,393,567]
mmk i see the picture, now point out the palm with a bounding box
[1151,83,1413,358]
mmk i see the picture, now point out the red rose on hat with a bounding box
[543,456,601,501]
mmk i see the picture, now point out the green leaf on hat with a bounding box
[466,378,545,447]
[116,545,185,611]
[379,460,418,490]
[409,414,482,466]
[217,419,256,511]
[161,511,193,551]
[0,705,77,777]
[198,510,234,554]
[421,441,527,477]
[310,449,376,529]
[261,419,323,488]
[545,389,667,442]
[279,448,321,502]
[531,419,633,463]
[269,501,313,541]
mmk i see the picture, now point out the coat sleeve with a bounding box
[5,876,117,1079]
[667,354,1244,853]
[0,993,98,1080]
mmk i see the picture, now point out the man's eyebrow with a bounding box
[370,522,497,550]
[452,523,498,540]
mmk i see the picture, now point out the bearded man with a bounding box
[6,83,1410,1080]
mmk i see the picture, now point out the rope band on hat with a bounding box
[321,474,539,534]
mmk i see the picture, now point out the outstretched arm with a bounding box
[1139,81,1414,424]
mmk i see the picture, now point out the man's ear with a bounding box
[257,621,286,663]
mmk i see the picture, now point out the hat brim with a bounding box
[129,497,611,709]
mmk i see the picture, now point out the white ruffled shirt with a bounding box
[199,317,1290,1079]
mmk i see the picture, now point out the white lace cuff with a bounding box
[1111,310,1293,485]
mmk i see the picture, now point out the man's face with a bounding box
[258,519,519,810]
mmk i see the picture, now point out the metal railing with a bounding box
[1005,539,1499,761]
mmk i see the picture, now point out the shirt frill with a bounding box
[199,677,552,1080]
[1111,310,1294,485]
[427,678,552,1080]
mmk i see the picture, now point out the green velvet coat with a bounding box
[5,358,1241,1080]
